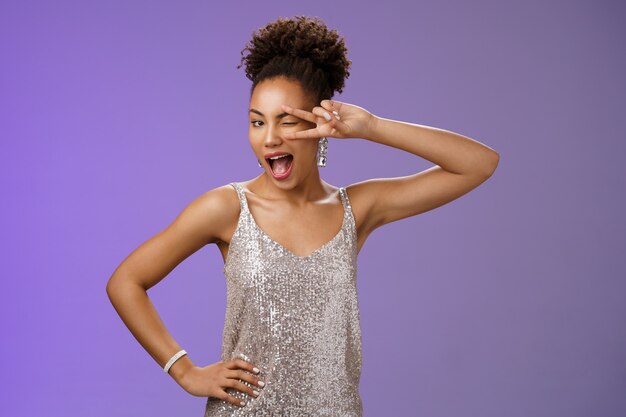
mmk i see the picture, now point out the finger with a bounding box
[225,377,261,399]
[225,369,265,389]
[284,126,324,140]
[320,99,338,112]
[311,106,333,121]
[320,99,334,111]
[310,108,345,133]
[216,388,248,407]
[226,358,261,375]
[312,106,342,123]
[322,99,344,112]
[281,104,316,124]
[319,119,346,139]
[319,101,340,120]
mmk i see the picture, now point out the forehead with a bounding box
[250,77,314,114]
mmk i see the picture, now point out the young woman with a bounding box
[106,15,499,416]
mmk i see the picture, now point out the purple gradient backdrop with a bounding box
[1,1,624,416]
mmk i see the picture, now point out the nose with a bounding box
[263,123,284,147]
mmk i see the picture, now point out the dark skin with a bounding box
[106,75,499,407]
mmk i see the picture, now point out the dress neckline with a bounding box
[236,182,347,259]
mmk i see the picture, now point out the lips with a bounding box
[264,152,294,180]
[264,151,292,168]
[264,151,290,159]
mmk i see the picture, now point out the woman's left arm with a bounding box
[358,113,500,227]
[281,99,500,230]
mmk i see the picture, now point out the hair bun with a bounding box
[238,15,352,100]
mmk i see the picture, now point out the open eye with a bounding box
[250,120,297,127]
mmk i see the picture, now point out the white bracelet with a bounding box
[163,349,187,374]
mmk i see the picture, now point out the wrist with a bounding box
[167,354,195,385]
[363,113,382,142]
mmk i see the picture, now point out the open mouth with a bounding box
[265,153,294,179]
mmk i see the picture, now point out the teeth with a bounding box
[268,154,291,160]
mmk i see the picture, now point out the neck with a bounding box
[252,165,328,205]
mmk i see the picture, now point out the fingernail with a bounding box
[323,112,331,121]
[253,390,259,397]
[258,380,265,387]
[253,367,260,374]
[240,401,246,406]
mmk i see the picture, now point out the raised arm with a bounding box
[280,99,500,249]
[351,114,499,233]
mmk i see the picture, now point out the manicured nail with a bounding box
[323,112,331,121]
[258,380,265,387]
[240,401,246,406]
[253,390,259,397]
[253,367,260,374]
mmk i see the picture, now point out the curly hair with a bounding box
[237,15,352,103]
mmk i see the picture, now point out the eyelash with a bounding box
[251,121,296,127]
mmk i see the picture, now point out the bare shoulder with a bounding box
[185,183,240,245]
[108,183,240,290]
[343,180,382,251]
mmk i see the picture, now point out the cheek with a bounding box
[248,130,262,146]
[298,142,320,163]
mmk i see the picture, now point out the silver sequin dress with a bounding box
[204,182,363,416]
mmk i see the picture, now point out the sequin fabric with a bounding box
[204,182,363,416]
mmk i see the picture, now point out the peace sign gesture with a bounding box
[280,99,376,141]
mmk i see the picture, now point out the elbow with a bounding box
[480,150,500,178]
[106,272,147,304]
[106,275,119,302]
[106,273,130,303]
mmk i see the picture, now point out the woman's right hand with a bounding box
[177,359,265,406]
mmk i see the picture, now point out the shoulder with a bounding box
[109,183,242,289]
[342,180,380,234]
[341,180,396,252]
[177,182,241,245]
[343,178,376,210]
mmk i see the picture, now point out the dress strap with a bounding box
[338,186,352,213]
[229,182,249,213]
[232,182,349,216]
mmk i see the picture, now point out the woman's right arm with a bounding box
[105,185,264,406]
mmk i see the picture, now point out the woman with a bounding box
[106,15,499,416]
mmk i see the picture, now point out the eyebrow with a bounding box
[249,108,290,119]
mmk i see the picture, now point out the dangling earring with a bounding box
[257,159,262,167]
[317,137,328,167]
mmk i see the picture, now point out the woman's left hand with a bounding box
[280,99,377,140]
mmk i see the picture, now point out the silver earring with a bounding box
[317,137,328,167]
[257,159,262,167]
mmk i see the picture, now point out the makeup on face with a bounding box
[248,77,316,183]
[264,151,294,180]
[250,109,296,181]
